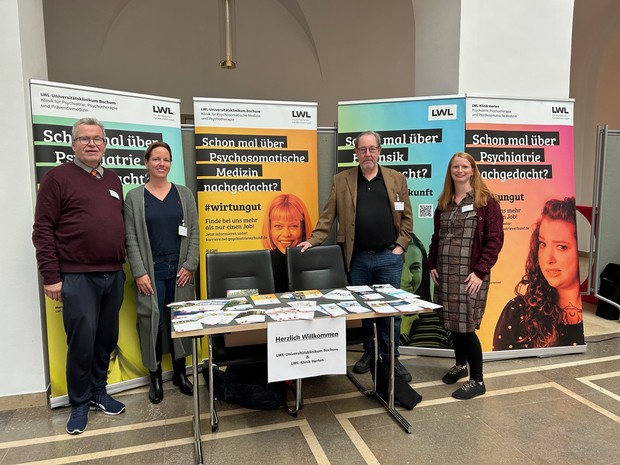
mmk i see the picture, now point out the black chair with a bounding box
[206,249,274,367]
[285,245,377,394]
[204,250,275,431]
[206,249,274,298]
[285,244,348,291]
[205,249,302,429]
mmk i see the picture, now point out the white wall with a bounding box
[0,0,48,398]
[459,0,573,99]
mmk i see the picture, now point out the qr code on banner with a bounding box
[418,204,434,218]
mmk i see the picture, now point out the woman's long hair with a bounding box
[436,152,498,211]
[261,194,312,251]
[409,233,432,301]
[516,197,577,347]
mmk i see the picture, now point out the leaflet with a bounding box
[366,301,397,313]
[320,303,348,317]
[266,307,315,321]
[251,294,280,305]
[322,289,355,300]
[199,312,240,326]
[236,314,266,325]
[388,299,424,313]
[293,289,324,299]
[409,298,442,310]
[288,300,317,310]
[337,300,371,313]
[172,320,204,332]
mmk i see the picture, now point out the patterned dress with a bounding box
[435,194,490,333]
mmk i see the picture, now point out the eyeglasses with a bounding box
[74,136,105,146]
[356,146,379,154]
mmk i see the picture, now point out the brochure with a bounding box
[366,301,397,314]
[226,288,258,298]
[322,289,355,300]
[198,312,241,326]
[288,300,317,310]
[388,299,425,313]
[320,303,348,317]
[294,289,324,299]
[266,307,315,321]
[251,294,280,305]
[409,299,442,310]
[172,320,204,332]
[236,314,266,325]
[337,300,371,313]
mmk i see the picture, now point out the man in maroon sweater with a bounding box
[33,117,126,434]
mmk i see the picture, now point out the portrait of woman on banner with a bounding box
[399,233,453,349]
[262,193,312,291]
[493,197,584,350]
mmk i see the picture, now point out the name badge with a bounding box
[461,204,474,212]
[109,189,120,200]
[394,201,405,211]
[178,225,188,237]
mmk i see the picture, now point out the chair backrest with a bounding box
[286,245,348,291]
[206,249,275,299]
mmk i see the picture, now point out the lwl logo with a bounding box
[428,104,457,120]
[552,106,569,115]
[153,105,173,115]
[292,110,310,118]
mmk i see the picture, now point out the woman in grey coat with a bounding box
[125,141,199,403]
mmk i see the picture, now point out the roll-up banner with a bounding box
[338,96,466,352]
[466,96,583,356]
[30,80,184,405]
[338,95,583,357]
[193,98,319,298]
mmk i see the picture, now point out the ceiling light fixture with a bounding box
[219,0,237,69]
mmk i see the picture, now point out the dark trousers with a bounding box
[452,331,483,382]
[348,250,404,359]
[62,271,125,405]
[154,259,178,360]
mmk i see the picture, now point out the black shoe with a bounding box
[148,369,163,404]
[353,352,373,374]
[394,358,412,382]
[442,364,468,384]
[451,380,486,400]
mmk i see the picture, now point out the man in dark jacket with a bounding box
[33,117,126,434]
[298,131,414,381]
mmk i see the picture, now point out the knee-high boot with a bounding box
[172,357,193,396]
[148,333,164,403]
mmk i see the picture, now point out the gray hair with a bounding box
[72,117,106,139]
[354,131,382,148]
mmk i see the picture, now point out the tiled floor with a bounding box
[0,304,618,465]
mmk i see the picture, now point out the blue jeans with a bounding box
[348,250,403,359]
[154,259,178,335]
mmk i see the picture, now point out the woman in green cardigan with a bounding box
[125,141,199,403]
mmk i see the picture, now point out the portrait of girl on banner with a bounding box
[262,193,312,291]
[493,197,584,350]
